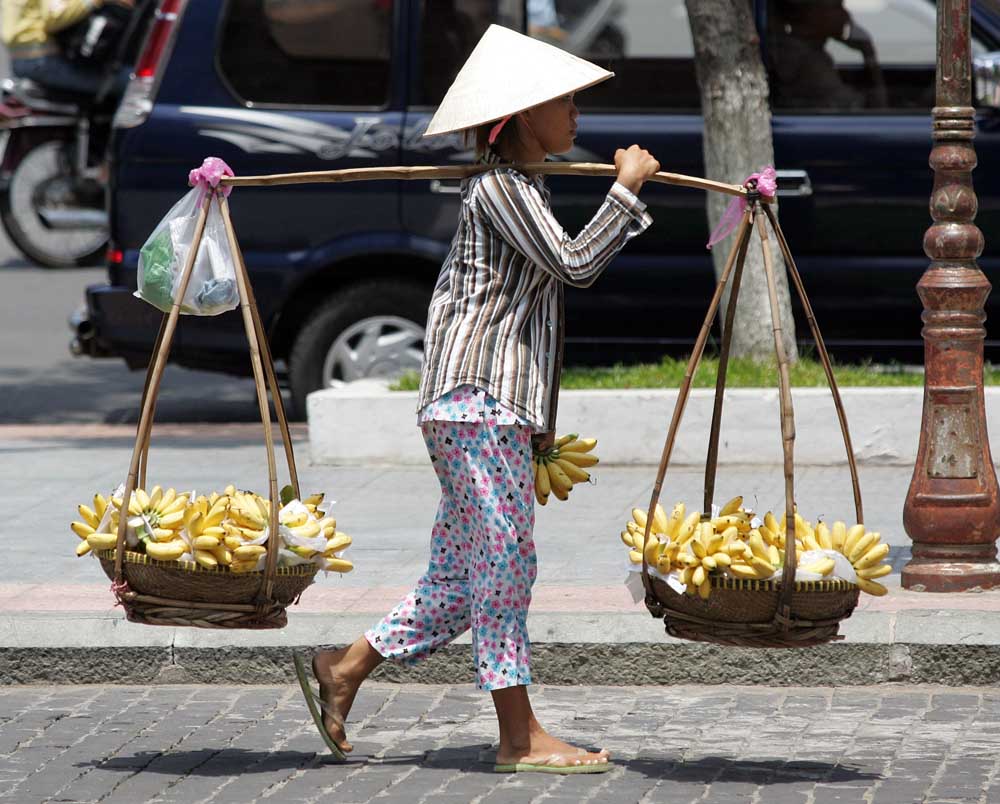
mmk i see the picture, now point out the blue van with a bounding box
[75,0,1000,415]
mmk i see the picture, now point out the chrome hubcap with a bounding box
[322,315,425,384]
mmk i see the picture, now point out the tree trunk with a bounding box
[684,0,798,362]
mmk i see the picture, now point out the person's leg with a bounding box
[12,55,104,96]
[312,421,474,749]
[465,422,608,768]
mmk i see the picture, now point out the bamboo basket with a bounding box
[104,188,316,629]
[638,191,863,648]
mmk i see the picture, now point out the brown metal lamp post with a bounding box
[902,0,1000,591]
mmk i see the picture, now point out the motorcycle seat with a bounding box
[4,77,90,109]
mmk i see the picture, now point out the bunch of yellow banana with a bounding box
[725,526,781,582]
[124,486,189,551]
[621,502,673,565]
[620,496,781,598]
[834,521,891,596]
[277,510,353,573]
[621,502,703,574]
[762,511,890,595]
[619,493,891,598]
[677,520,746,598]
[73,487,190,557]
[533,433,599,505]
[180,491,232,567]
[71,493,119,556]
[218,487,269,571]
[321,529,354,574]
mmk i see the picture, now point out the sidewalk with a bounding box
[3,424,1000,685]
[3,683,1000,804]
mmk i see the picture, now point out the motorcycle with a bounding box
[0,2,154,268]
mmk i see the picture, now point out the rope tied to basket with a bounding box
[109,578,131,606]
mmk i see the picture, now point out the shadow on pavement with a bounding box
[74,744,884,782]
[76,748,346,775]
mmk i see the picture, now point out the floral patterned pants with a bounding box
[365,419,537,691]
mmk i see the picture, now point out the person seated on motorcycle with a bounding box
[2,0,134,97]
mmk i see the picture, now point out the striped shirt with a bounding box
[417,162,652,431]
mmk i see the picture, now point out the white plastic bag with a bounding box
[135,188,239,316]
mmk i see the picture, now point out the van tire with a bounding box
[288,281,428,418]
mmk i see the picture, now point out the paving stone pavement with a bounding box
[2,683,1000,804]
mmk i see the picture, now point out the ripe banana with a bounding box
[325,532,352,554]
[843,524,867,558]
[71,521,95,540]
[535,460,551,506]
[557,436,596,453]
[147,540,187,561]
[556,451,599,468]
[718,495,743,517]
[857,563,892,579]
[546,461,573,496]
[234,544,267,560]
[799,557,835,576]
[849,532,879,564]
[856,577,888,596]
[86,532,118,550]
[854,542,889,570]
[554,457,590,484]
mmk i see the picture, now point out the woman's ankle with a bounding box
[320,637,383,685]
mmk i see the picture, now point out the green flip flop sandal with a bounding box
[292,652,347,761]
[494,753,612,774]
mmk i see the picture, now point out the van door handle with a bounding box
[430,179,462,194]
[775,169,812,197]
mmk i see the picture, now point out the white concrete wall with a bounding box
[307,381,1000,467]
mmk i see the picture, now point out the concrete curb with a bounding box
[4,610,1000,686]
[4,644,999,687]
[307,382,1000,467]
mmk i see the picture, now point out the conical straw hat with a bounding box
[423,24,614,137]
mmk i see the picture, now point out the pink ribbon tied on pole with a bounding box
[188,156,235,204]
[706,166,777,249]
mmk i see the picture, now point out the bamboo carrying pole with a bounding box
[218,162,767,200]
[112,160,860,637]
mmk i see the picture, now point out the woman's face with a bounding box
[521,94,579,155]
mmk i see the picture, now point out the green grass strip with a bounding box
[391,356,1000,391]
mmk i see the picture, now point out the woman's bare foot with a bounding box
[312,646,362,753]
[496,729,610,767]
[491,685,609,769]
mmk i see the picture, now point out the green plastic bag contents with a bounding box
[136,188,240,316]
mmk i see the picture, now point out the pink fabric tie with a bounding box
[706,166,777,249]
[188,156,235,205]
[488,115,512,145]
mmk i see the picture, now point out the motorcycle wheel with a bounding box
[0,137,107,268]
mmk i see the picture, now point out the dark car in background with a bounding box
[74,0,1000,415]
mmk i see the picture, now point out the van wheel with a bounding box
[288,281,428,417]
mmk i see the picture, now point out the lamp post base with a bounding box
[902,560,1000,592]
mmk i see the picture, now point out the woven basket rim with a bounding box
[95,548,318,577]
[707,575,858,593]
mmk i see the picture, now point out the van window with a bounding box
[765,0,988,112]
[417,0,525,106]
[219,0,394,107]
[528,0,699,111]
